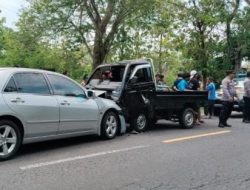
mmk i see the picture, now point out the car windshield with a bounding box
[90,65,125,82]
[87,65,125,88]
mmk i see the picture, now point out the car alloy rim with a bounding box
[105,115,117,137]
[0,125,17,156]
[185,112,194,126]
[137,114,146,130]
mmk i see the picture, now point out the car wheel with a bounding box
[132,113,148,132]
[0,120,22,161]
[101,111,119,140]
[180,108,195,129]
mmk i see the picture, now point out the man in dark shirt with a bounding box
[189,70,200,90]
[189,70,204,124]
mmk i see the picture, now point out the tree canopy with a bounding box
[0,0,250,83]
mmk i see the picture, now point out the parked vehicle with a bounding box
[86,59,208,132]
[214,73,246,116]
[0,68,126,161]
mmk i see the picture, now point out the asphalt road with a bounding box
[1,115,250,190]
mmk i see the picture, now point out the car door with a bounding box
[2,72,59,138]
[124,66,155,117]
[46,74,99,134]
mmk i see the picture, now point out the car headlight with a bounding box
[111,86,122,101]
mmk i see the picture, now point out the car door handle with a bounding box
[60,101,70,106]
[11,98,25,103]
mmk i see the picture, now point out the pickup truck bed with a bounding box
[123,88,208,129]
[155,91,208,110]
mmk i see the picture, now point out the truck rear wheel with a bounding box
[180,108,195,129]
[132,113,149,132]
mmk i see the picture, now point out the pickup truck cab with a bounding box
[86,59,208,132]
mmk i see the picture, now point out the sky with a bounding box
[0,0,29,28]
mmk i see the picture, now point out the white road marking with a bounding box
[20,145,149,170]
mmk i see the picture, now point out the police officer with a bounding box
[218,70,239,128]
[243,71,250,123]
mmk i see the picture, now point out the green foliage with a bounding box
[1,0,250,84]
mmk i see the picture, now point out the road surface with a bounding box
[1,115,250,190]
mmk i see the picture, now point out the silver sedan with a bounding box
[0,68,126,161]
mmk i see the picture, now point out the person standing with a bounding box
[206,77,216,119]
[189,71,204,124]
[189,70,200,90]
[218,71,239,128]
[243,71,250,123]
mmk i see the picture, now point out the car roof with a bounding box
[0,67,62,76]
[98,59,150,67]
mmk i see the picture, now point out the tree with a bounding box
[170,0,224,88]
[220,0,241,70]
[0,15,6,58]
[21,0,154,68]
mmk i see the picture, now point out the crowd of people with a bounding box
[155,70,250,127]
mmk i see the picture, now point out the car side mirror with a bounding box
[128,76,138,85]
[87,90,95,98]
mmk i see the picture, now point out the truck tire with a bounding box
[132,112,149,132]
[180,108,196,129]
[0,120,22,161]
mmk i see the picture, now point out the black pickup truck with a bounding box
[86,59,208,132]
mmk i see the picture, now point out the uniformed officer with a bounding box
[243,71,250,123]
[218,71,239,128]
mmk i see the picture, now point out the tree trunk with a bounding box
[158,33,163,73]
[93,43,108,69]
[92,29,108,69]
[226,21,234,67]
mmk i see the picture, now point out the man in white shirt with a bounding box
[243,71,250,123]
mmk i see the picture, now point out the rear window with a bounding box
[90,65,125,82]
[4,77,17,92]
[14,73,51,95]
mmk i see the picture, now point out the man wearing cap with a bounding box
[218,71,239,128]
[189,70,200,90]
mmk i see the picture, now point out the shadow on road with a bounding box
[150,121,182,131]
[18,121,184,158]
[19,135,100,157]
[18,116,242,158]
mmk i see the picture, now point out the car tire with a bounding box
[132,112,149,132]
[0,120,22,161]
[180,108,196,129]
[101,111,119,140]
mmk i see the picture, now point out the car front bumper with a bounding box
[118,112,126,134]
